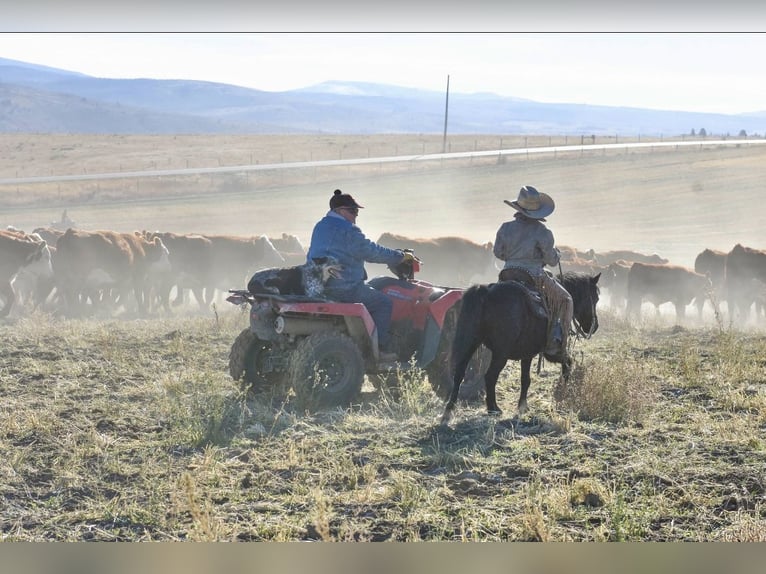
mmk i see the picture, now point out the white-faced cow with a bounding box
[31,226,66,247]
[0,230,53,317]
[626,262,711,322]
[376,232,498,286]
[724,244,766,324]
[122,231,172,314]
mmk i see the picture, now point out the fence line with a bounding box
[1,139,765,186]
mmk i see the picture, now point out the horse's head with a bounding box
[568,272,601,337]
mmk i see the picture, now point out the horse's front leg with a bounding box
[561,354,573,382]
[484,354,508,416]
[518,357,534,415]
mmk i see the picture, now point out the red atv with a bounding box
[226,256,489,410]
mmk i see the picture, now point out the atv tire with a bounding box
[287,331,365,411]
[426,307,490,402]
[229,328,285,393]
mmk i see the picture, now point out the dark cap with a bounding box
[330,189,364,210]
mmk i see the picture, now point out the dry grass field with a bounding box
[1,308,764,541]
[1,134,765,542]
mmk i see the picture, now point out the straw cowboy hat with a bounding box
[504,185,555,220]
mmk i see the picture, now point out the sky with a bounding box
[1,30,764,115]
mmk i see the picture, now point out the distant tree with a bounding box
[699,128,707,137]
[690,128,696,136]
[739,129,748,137]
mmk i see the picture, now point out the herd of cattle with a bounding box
[557,243,766,325]
[1,225,765,327]
[0,227,292,318]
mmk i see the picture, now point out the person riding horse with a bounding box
[493,185,574,363]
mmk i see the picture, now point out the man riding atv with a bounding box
[227,188,489,410]
[307,188,416,363]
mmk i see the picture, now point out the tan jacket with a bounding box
[493,213,560,273]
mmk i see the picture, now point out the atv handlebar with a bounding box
[388,249,422,281]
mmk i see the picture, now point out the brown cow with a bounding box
[376,232,498,286]
[54,229,170,316]
[626,262,711,322]
[143,231,214,310]
[557,245,597,262]
[724,244,766,324]
[593,249,669,266]
[599,259,632,311]
[0,230,53,317]
[752,278,766,320]
[551,255,605,276]
[202,234,285,302]
[694,248,728,318]
[269,233,307,266]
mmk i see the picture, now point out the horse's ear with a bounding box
[593,272,601,284]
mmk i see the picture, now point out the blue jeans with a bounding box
[327,283,394,350]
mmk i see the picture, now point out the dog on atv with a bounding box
[247,256,343,298]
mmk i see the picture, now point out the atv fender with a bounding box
[278,300,378,359]
[426,290,464,328]
[417,290,464,368]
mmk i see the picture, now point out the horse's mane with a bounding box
[558,271,600,301]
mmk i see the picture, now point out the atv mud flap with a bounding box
[417,315,441,368]
[250,300,279,341]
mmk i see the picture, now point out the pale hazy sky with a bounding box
[0,32,764,115]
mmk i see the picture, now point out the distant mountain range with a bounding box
[2,56,765,137]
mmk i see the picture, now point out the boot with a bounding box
[544,320,567,363]
[378,342,398,363]
[379,351,399,363]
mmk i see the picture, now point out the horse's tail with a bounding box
[441,284,489,420]
[451,284,488,366]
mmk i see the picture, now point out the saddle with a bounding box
[498,267,548,320]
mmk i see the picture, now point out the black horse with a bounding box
[441,272,600,424]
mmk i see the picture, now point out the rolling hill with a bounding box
[2,56,766,136]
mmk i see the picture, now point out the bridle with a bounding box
[559,262,597,341]
[572,289,597,340]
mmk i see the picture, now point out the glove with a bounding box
[400,250,416,263]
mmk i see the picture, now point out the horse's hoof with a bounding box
[487,408,503,417]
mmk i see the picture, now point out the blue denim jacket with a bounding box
[307,211,404,292]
